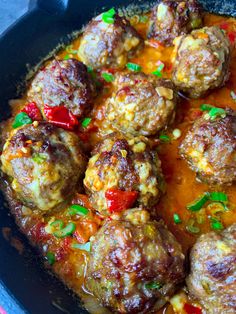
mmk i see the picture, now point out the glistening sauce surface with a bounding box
[0,11,236,314]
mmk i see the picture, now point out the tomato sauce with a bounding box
[1,11,236,314]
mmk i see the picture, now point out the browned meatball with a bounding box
[187,223,236,314]
[27,58,96,117]
[105,72,177,137]
[1,123,86,211]
[179,108,236,186]
[172,26,231,98]
[78,12,143,69]
[84,133,164,216]
[86,209,186,313]
[148,0,203,46]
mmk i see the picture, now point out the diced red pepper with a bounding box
[219,22,229,30]
[228,31,236,44]
[21,102,42,121]
[105,189,138,213]
[44,105,78,130]
[29,222,49,243]
[184,303,202,314]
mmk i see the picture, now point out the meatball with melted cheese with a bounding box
[86,208,186,313]
[172,26,231,98]
[27,58,96,117]
[1,123,86,212]
[187,223,236,314]
[105,72,177,137]
[84,134,164,216]
[179,108,236,186]
[148,0,203,46]
[78,12,143,69]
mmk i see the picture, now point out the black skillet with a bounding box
[0,0,235,313]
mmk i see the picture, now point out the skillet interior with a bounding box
[0,0,235,313]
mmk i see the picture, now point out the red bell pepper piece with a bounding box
[44,105,78,130]
[228,31,236,44]
[184,303,202,314]
[105,189,138,213]
[21,102,42,121]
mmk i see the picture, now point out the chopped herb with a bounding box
[230,90,236,101]
[63,54,70,60]
[101,72,115,82]
[81,117,92,128]
[102,8,116,24]
[32,153,47,164]
[12,112,32,129]
[126,62,142,72]
[159,134,171,143]
[200,104,214,111]
[87,66,93,73]
[208,107,226,120]
[210,217,224,231]
[209,192,228,203]
[186,219,200,234]
[139,15,148,23]
[65,45,77,54]
[145,282,163,290]
[152,62,165,77]
[50,219,64,229]
[187,193,209,212]
[46,252,56,265]
[69,204,89,216]
[71,242,91,252]
[173,213,182,224]
[53,222,76,238]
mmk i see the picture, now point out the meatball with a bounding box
[1,123,86,211]
[78,12,143,69]
[86,209,186,313]
[172,26,231,98]
[84,133,164,216]
[105,72,177,137]
[148,0,203,46]
[27,58,96,117]
[187,223,236,313]
[179,108,236,186]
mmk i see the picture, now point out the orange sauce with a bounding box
[1,11,236,314]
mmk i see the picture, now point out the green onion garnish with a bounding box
[69,204,89,216]
[32,153,47,164]
[81,117,92,128]
[187,193,209,212]
[65,45,77,54]
[87,66,93,73]
[53,222,76,238]
[186,224,200,234]
[12,112,32,129]
[126,62,142,72]
[46,252,56,265]
[230,90,236,101]
[63,54,70,60]
[102,8,116,24]
[208,107,226,120]
[71,242,91,252]
[50,219,64,229]
[209,192,228,203]
[152,63,165,77]
[145,282,163,290]
[200,104,214,111]
[159,134,171,143]
[173,213,182,224]
[101,72,115,83]
[139,15,148,23]
[210,217,224,231]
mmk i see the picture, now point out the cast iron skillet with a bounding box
[0,1,235,313]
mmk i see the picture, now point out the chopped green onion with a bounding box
[210,217,224,231]
[65,45,77,54]
[200,104,214,111]
[46,252,56,265]
[53,222,76,238]
[173,213,182,224]
[208,107,226,120]
[69,204,89,216]
[50,219,64,229]
[159,134,171,143]
[81,117,92,128]
[101,72,115,82]
[71,242,91,252]
[139,15,148,23]
[87,66,93,73]
[230,90,236,101]
[145,282,163,290]
[209,192,228,203]
[102,8,116,24]
[187,193,209,212]
[63,54,70,60]
[12,112,32,129]
[152,63,165,77]
[126,62,142,72]
[32,153,47,164]
[186,224,200,234]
